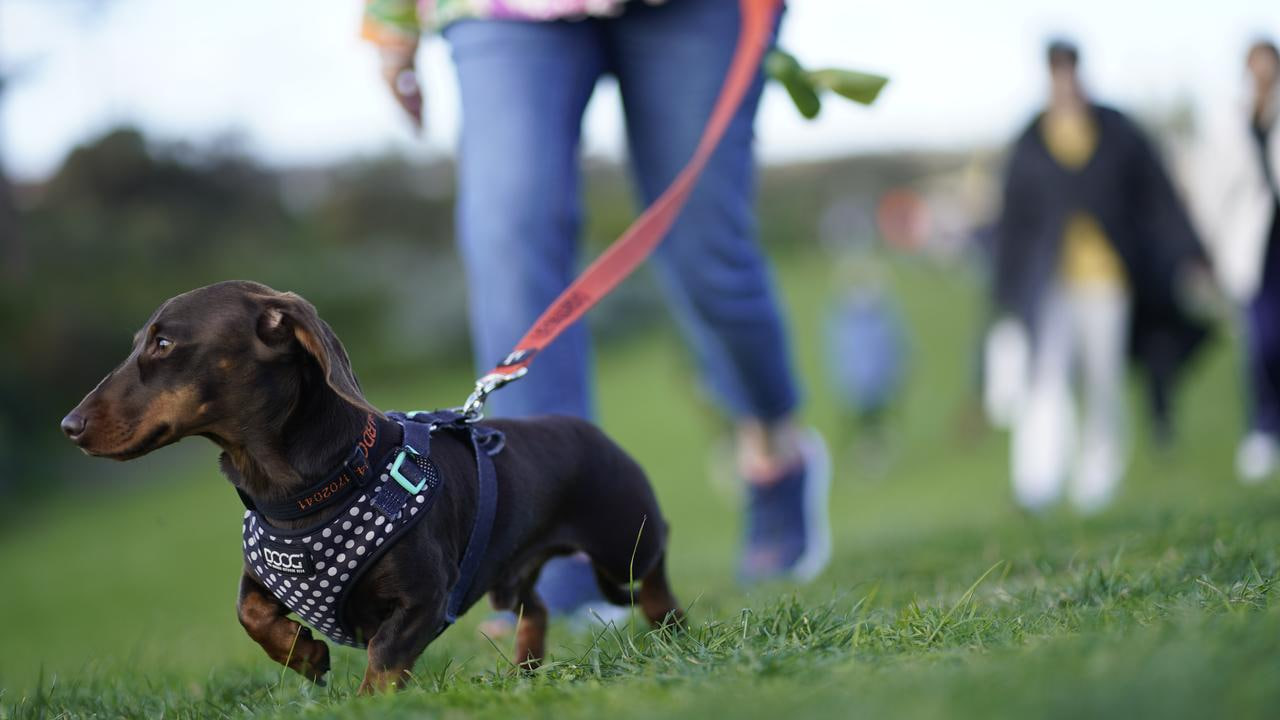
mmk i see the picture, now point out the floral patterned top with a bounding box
[363,0,667,48]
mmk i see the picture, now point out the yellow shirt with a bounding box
[1041,111,1128,289]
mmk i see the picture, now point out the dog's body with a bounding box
[62,281,680,692]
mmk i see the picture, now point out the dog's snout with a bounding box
[61,411,87,440]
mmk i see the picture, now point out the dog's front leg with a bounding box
[236,568,331,684]
[358,592,446,694]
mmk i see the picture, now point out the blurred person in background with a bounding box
[360,0,831,627]
[992,39,1209,513]
[1192,39,1280,484]
[825,251,907,461]
[818,199,908,463]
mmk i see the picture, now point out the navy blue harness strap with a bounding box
[394,410,503,631]
[370,419,433,519]
[444,422,501,624]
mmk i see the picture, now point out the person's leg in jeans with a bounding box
[447,19,608,614]
[604,0,828,582]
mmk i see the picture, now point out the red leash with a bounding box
[462,0,783,419]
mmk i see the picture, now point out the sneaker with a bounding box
[1068,432,1123,514]
[477,612,515,639]
[478,602,632,639]
[536,554,605,615]
[739,428,831,584]
[1236,432,1277,485]
[565,602,633,633]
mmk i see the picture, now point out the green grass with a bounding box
[3,251,1276,719]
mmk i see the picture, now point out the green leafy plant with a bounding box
[765,48,889,119]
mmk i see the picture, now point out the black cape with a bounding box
[993,104,1210,436]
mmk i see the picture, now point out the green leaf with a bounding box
[783,77,823,119]
[807,69,889,106]
[764,49,804,84]
[765,49,889,119]
[765,50,822,119]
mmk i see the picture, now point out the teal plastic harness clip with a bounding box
[390,447,427,493]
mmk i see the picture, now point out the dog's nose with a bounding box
[61,411,87,439]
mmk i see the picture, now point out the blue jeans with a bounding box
[446,0,798,611]
[446,0,797,423]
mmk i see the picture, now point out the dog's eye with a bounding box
[154,337,174,353]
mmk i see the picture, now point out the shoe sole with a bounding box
[790,428,832,583]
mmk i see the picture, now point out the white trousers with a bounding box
[1012,283,1130,513]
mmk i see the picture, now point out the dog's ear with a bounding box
[257,293,380,416]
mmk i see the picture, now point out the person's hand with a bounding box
[380,45,423,131]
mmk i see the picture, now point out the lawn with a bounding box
[2,250,1276,719]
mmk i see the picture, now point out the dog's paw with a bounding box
[288,627,331,684]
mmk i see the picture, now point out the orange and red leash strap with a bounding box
[462,0,784,419]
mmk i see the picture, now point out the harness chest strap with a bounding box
[441,414,501,625]
[241,410,503,647]
[398,410,503,629]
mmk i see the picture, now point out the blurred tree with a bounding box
[0,127,299,492]
[310,154,455,250]
[0,56,23,280]
[0,131,19,280]
[0,127,467,492]
[0,0,117,284]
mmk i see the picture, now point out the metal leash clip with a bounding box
[459,367,528,422]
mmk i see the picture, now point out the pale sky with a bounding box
[1,0,1278,181]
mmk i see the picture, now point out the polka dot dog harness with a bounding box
[241,410,503,647]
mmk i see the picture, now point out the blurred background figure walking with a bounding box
[1192,39,1280,485]
[362,0,831,629]
[816,196,909,468]
[991,39,1210,513]
[826,259,907,448]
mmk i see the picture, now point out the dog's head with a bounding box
[61,280,376,460]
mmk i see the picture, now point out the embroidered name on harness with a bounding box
[294,475,354,513]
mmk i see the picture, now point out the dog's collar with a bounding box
[236,413,399,521]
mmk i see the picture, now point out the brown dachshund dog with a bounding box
[61,280,681,693]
